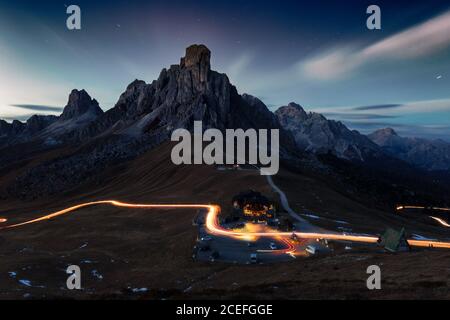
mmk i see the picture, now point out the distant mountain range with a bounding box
[0,45,298,199]
[274,103,450,171]
[0,89,103,147]
[0,44,448,203]
[1,45,293,151]
[275,102,382,162]
[368,128,450,171]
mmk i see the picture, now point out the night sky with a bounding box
[0,0,449,139]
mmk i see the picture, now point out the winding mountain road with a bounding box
[2,200,450,249]
[397,205,450,228]
[265,174,325,233]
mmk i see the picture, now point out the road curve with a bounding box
[265,175,313,228]
[396,205,450,228]
[2,200,450,249]
[430,216,450,227]
[252,165,319,232]
[397,205,450,212]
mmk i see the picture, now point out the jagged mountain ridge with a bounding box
[2,45,296,152]
[77,44,294,148]
[0,89,103,148]
[0,44,448,205]
[369,128,450,171]
[274,104,450,172]
[1,44,298,199]
[0,116,57,146]
[275,102,382,161]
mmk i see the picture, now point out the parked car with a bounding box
[306,243,331,255]
[306,245,319,255]
[201,236,213,241]
[250,253,258,264]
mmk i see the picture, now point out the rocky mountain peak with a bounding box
[180,44,211,83]
[25,115,58,134]
[368,128,450,171]
[275,102,381,161]
[368,128,399,146]
[373,127,398,137]
[60,89,103,121]
[287,102,305,111]
[275,102,308,125]
[127,79,146,90]
[180,44,211,68]
[0,120,13,137]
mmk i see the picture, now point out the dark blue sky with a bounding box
[1,0,449,139]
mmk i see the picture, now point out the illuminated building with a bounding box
[232,190,275,221]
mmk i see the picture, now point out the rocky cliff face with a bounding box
[25,115,59,134]
[180,44,211,84]
[4,44,297,199]
[38,89,104,141]
[65,43,297,160]
[369,128,450,171]
[275,103,381,161]
[0,120,23,138]
[368,128,397,145]
[2,45,294,148]
[1,44,448,205]
[0,89,103,148]
[84,44,288,136]
[59,89,103,121]
[0,115,58,147]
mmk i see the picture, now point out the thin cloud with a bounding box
[302,10,450,80]
[353,104,402,111]
[386,99,450,115]
[311,97,450,140]
[314,98,450,116]
[9,104,63,113]
[346,121,450,141]
[301,47,358,80]
[323,112,397,120]
[224,52,254,81]
[362,10,450,59]
[343,121,405,134]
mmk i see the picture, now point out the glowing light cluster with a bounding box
[1,200,450,250]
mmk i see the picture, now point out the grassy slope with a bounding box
[0,142,448,299]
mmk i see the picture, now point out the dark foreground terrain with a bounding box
[0,143,449,300]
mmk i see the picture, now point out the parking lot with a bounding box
[192,210,318,264]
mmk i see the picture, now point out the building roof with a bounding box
[232,190,271,207]
[380,227,410,252]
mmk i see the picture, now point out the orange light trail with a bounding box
[0,201,216,230]
[396,205,450,212]
[396,205,450,228]
[1,200,450,250]
[256,238,296,255]
[430,216,450,228]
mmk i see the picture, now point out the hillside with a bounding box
[1,142,449,299]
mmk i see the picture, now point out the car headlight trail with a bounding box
[1,200,450,250]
